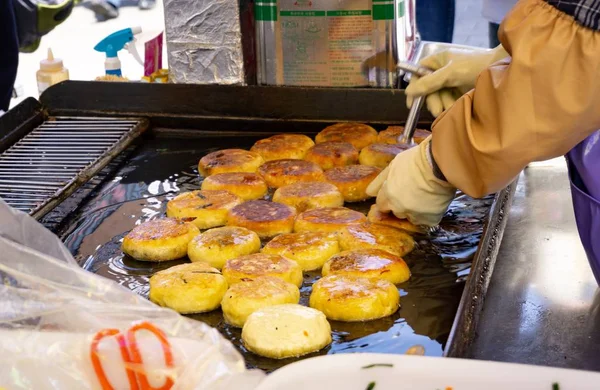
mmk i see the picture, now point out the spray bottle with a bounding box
[94,27,143,77]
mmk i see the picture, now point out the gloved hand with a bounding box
[366,137,456,226]
[406,44,509,117]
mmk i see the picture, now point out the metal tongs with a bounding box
[396,61,434,144]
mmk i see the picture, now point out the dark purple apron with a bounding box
[567,131,600,285]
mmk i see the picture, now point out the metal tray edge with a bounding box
[444,179,519,357]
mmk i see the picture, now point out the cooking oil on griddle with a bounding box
[255,0,417,87]
[58,133,492,372]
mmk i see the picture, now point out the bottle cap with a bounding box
[40,48,64,72]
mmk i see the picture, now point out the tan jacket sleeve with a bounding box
[431,0,600,198]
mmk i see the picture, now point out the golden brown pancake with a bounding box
[322,248,411,284]
[324,164,381,202]
[316,123,378,150]
[377,126,430,145]
[198,149,264,177]
[309,275,399,322]
[187,226,261,269]
[250,134,315,161]
[149,262,227,313]
[304,141,359,170]
[201,172,268,201]
[359,143,414,168]
[221,276,300,327]
[258,159,325,189]
[122,218,200,262]
[227,200,297,238]
[294,207,367,234]
[166,190,243,229]
[261,231,340,271]
[338,222,415,257]
[272,181,344,212]
[222,253,303,287]
[367,204,422,234]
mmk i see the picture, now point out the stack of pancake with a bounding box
[121,123,430,360]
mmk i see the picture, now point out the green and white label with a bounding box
[255,0,277,21]
[372,0,394,20]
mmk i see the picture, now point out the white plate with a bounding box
[256,353,600,390]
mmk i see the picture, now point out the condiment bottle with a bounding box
[36,48,69,95]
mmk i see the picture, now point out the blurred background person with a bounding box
[482,0,517,47]
[416,0,456,43]
[1,0,19,112]
[87,0,156,21]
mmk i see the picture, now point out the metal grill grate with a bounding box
[0,116,148,218]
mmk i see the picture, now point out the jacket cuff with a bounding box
[427,138,447,182]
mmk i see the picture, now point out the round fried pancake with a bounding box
[149,262,227,313]
[227,200,297,238]
[166,190,243,229]
[338,222,415,257]
[359,143,414,168]
[221,276,300,328]
[315,123,378,150]
[198,149,264,177]
[258,159,325,189]
[367,204,422,234]
[294,207,367,234]
[201,172,268,201]
[322,248,411,284]
[324,165,381,202]
[250,134,315,161]
[222,253,303,287]
[261,231,340,271]
[304,141,359,170]
[309,275,399,322]
[272,181,344,212]
[377,126,430,145]
[187,226,261,269]
[122,218,199,262]
[242,304,332,359]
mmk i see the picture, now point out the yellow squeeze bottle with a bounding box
[36,48,69,95]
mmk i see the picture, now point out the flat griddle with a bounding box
[1,82,516,371]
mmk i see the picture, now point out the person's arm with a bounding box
[431,0,600,198]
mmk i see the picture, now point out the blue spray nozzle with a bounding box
[94,26,142,58]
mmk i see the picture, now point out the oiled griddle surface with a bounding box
[61,131,493,372]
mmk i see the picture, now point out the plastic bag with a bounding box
[0,199,264,389]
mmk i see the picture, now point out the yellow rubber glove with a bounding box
[406,45,509,117]
[366,137,456,227]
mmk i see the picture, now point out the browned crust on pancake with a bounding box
[377,126,430,145]
[258,159,325,188]
[274,181,339,198]
[316,123,378,150]
[229,200,296,222]
[312,275,393,299]
[168,190,242,211]
[339,222,415,257]
[228,200,297,237]
[324,165,381,183]
[203,172,265,186]
[296,207,366,226]
[224,253,297,277]
[304,142,359,169]
[125,218,196,241]
[198,149,263,176]
[367,205,422,234]
[250,134,315,160]
[192,226,257,247]
[327,249,403,272]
